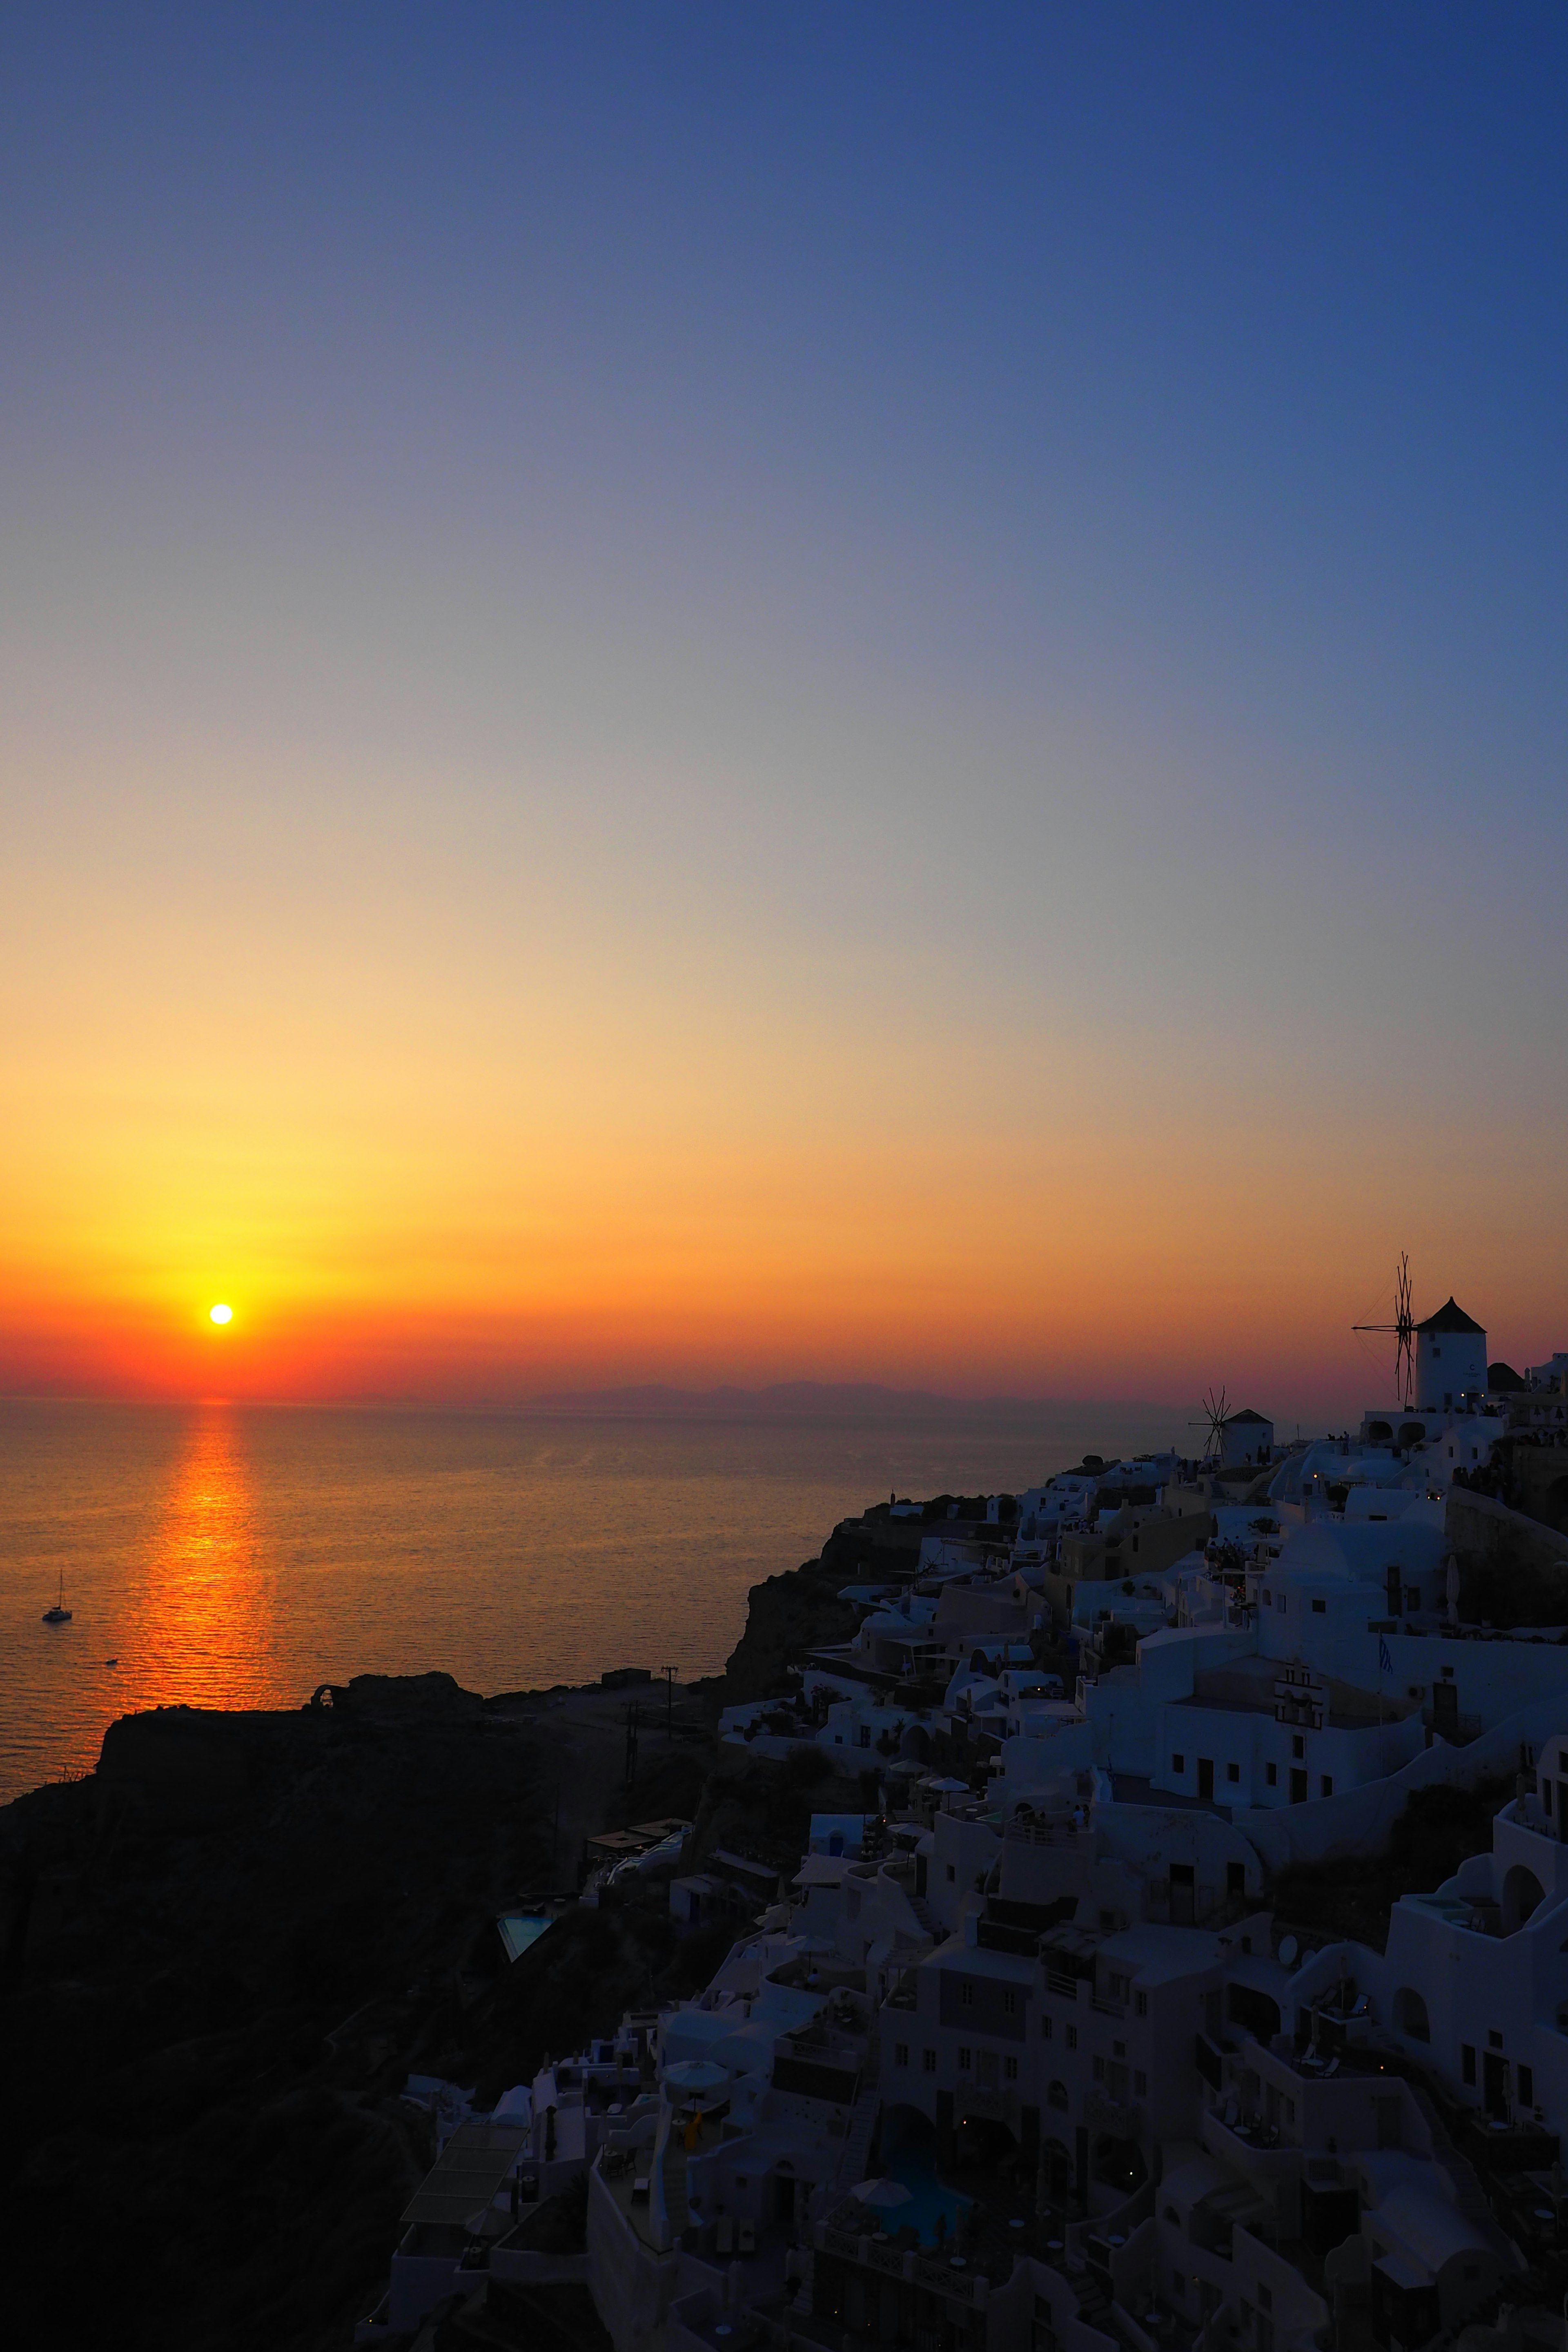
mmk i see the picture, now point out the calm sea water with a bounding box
[0,1396,1175,1803]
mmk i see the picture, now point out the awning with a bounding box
[400,2122,529,2230]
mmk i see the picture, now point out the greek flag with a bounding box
[1378,1635,1394,1677]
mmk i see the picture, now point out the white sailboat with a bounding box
[42,1573,71,1625]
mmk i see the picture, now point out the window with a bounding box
[1520,2064,1535,2107]
[1002,1989,1018,2016]
[1546,1782,1555,1815]
[947,1863,956,1881]
[1109,1972,1131,2001]
[1312,1597,1325,1614]
[1048,2079,1068,2109]
[1134,2070,1147,2096]
[1113,2040,1126,2058]
[1172,1753,1185,1774]
[1093,2056,1105,2081]
[1265,1762,1278,1787]
[1285,2099,1295,2124]
[1041,2014,1053,2040]
[858,1725,871,1748]
[1004,2055,1019,2082]
[961,1982,974,2007]
[1066,2025,1078,2051]
[1278,1593,1287,1613]
[895,2042,909,2067]
[923,2049,937,2075]
[1320,1775,1333,1799]
[958,2046,972,2070]
[1261,1591,1270,1607]
[1489,2029,1503,2049]
[1135,1991,1148,2018]
[1258,2286,1272,2314]
[1227,1762,1240,1784]
[1292,1735,1305,1759]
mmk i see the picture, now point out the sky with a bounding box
[2,3,1566,1424]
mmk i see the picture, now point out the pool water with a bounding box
[880,2108,971,2245]
[497,1913,555,1964]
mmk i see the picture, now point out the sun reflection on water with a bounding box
[124,1404,278,1716]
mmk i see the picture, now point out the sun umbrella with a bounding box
[851,2178,913,2210]
[664,2059,729,2094]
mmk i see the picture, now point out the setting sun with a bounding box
[209,1303,233,1326]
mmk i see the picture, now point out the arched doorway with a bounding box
[1395,1987,1430,2042]
[1504,1864,1546,1933]
[1093,2136,1147,2194]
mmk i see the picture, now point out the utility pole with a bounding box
[662,1664,677,1740]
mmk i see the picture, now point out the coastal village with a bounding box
[347,1296,1568,2352]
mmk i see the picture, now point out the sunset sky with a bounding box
[3,4,1566,1424]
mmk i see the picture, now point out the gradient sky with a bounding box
[2,3,1566,1423]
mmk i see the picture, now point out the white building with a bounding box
[1416,1297,1489,1413]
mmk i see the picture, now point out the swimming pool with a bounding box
[879,2107,971,2245]
[497,1912,556,1964]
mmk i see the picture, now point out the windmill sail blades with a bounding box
[1190,1384,1229,1464]
[1353,1252,1416,1408]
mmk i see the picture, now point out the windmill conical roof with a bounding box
[1414,1296,1485,1336]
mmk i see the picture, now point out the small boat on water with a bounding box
[42,1574,72,1625]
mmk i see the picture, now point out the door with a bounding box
[1290,1768,1308,1804]
[1483,2051,1509,2119]
[1198,1758,1215,1801]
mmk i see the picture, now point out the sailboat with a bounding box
[42,1573,71,1625]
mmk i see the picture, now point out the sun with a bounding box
[209,1303,233,1325]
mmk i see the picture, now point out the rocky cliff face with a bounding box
[0,1524,895,2349]
[0,1686,552,2352]
[705,1519,873,1704]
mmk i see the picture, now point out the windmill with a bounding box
[1353,1252,1415,1408]
[1190,1385,1229,1466]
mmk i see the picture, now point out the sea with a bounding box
[0,1394,1180,1806]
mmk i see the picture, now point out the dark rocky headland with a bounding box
[0,1527,870,2351]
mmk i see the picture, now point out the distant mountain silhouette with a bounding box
[524,1380,1182,1430]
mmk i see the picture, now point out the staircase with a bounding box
[1068,2262,1118,2344]
[835,2089,881,2189]
[1405,2080,1522,2270]
[908,1891,940,1939]
[655,2112,691,2247]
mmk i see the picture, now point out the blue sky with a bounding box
[2,4,1565,1411]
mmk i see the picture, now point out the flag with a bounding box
[1378,1635,1394,1677]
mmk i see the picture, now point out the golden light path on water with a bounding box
[127,1405,275,1717]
